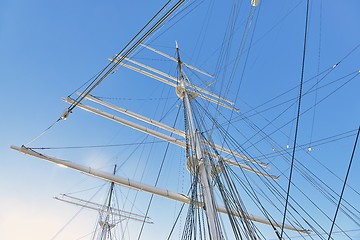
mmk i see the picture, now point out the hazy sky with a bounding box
[1,0,359,239]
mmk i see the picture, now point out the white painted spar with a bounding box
[82,94,185,137]
[11,145,307,233]
[11,145,191,204]
[54,194,153,223]
[63,97,186,148]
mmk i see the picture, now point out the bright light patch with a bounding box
[57,163,69,168]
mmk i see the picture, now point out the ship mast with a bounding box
[95,165,117,240]
[175,42,222,239]
[10,41,309,238]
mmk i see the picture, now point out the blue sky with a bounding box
[1,0,360,239]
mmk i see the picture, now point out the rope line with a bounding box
[280,0,310,237]
[327,126,360,240]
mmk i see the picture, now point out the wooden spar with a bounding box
[54,195,154,224]
[139,43,215,79]
[216,206,309,234]
[114,55,234,106]
[82,94,185,137]
[63,97,269,171]
[55,194,153,223]
[62,97,186,148]
[109,58,238,112]
[116,56,179,84]
[221,158,277,180]
[115,60,178,87]
[11,145,307,233]
[212,142,269,168]
[11,145,191,204]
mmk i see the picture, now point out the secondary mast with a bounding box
[96,165,117,240]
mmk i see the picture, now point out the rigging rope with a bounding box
[66,0,185,116]
[30,140,167,150]
[23,0,185,147]
[238,111,359,236]
[186,76,360,238]
[327,126,360,240]
[194,99,292,238]
[281,0,309,236]
[225,40,360,130]
[197,82,360,234]
[255,129,358,160]
[241,70,360,154]
[309,0,323,151]
[136,103,182,240]
[50,186,105,240]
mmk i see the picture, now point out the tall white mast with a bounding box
[175,42,222,239]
